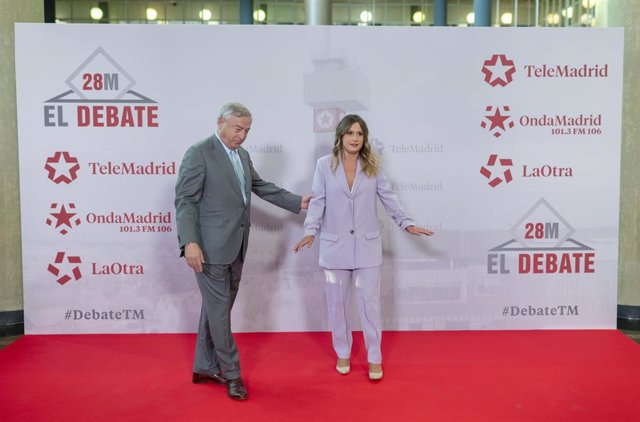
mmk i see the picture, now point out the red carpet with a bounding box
[1,331,639,421]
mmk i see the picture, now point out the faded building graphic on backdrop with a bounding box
[303,30,370,160]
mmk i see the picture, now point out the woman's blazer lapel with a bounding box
[335,158,364,197]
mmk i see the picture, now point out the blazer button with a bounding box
[350,230,354,234]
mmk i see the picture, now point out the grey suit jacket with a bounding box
[175,135,302,265]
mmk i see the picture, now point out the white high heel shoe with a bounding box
[336,358,350,375]
[368,363,383,380]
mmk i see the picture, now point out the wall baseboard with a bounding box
[617,305,640,331]
[0,310,24,337]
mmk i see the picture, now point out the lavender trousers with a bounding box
[324,266,382,364]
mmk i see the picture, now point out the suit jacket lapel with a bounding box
[207,135,245,203]
[336,159,352,197]
[352,159,363,194]
[238,148,251,201]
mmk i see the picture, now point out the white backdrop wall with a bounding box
[14,24,623,334]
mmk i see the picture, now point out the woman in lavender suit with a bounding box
[294,114,434,380]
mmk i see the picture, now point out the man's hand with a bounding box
[406,226,435,236]
[185,243,205,272]
[300,195,313,210]
[293,235,314,253]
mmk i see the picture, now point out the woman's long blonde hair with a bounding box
[331,114,378,177]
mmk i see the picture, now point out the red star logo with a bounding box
[481,106,515,138]
[46,203,81,235]
[480,154,514,187]
[482,54,516,87]
[45,152,80,184]
[47,252,82,285]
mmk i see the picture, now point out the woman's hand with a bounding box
[293,235,315,253]
[406,225,434,236]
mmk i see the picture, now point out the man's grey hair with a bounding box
[219,103,252,121]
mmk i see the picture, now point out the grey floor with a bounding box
[1,331,639,351]
[620,329,640,344]
[0,335,22,350]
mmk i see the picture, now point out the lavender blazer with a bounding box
[303,154,415,270]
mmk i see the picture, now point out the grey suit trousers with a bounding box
[193,250,244,380]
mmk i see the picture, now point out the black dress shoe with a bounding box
[226,378,248,400]
[192,372,227,385]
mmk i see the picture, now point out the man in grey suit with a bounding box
[175,102,310,400]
